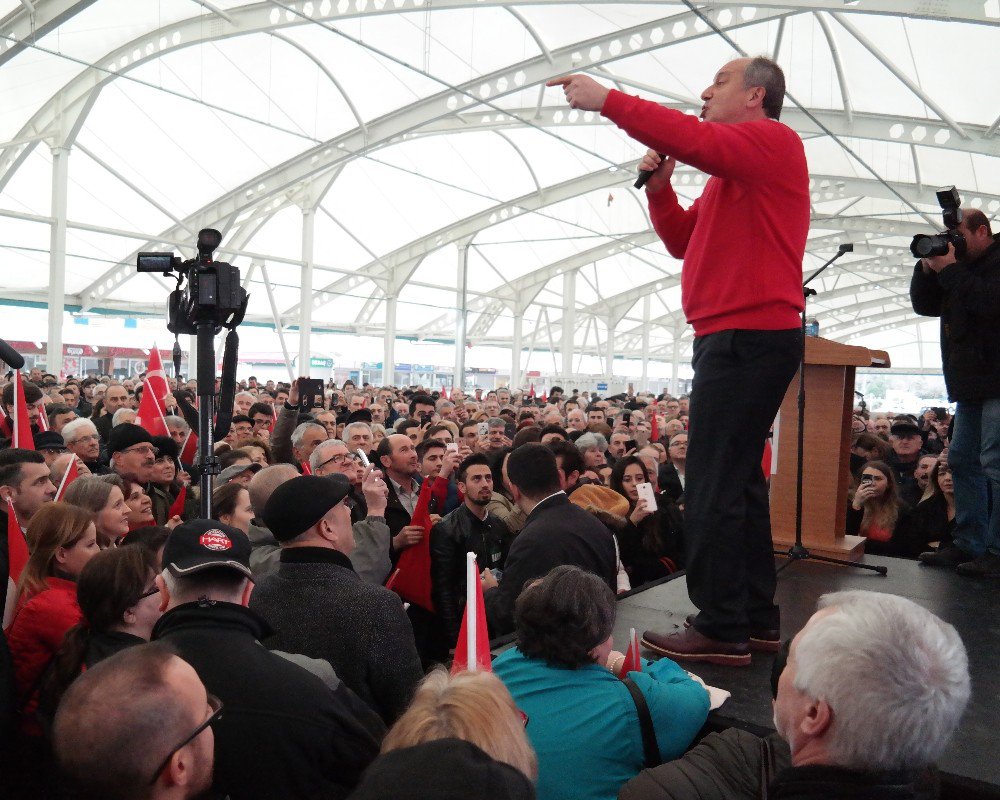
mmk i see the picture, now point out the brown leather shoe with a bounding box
[684,614,779,653]
[642,625,751,666]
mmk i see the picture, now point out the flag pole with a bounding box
[466,552,477,672]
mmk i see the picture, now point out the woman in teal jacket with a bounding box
[493,565,709,800]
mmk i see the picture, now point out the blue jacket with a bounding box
[493,647,710,800]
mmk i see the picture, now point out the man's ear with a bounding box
[156,574,170,612]
[800,697,833,740]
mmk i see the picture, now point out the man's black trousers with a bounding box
[685,328,802,643]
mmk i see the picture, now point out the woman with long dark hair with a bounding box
[38,545,161,718]
[609,456,683,585]
[846,461,923,558]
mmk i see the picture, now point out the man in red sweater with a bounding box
[550,57,809,665]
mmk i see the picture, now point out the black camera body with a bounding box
[910,186,966,260]
[137,228,249,335]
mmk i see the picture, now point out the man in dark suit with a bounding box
[483,443,617,636]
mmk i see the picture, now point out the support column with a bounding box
[454,244,469,390]
[561,271,575,382]
[384,294,397,386]
[640,296,651,388]
[297,206,315,376]
[605,320,615,385]
[511,310,523,390]
[47,146,69,378]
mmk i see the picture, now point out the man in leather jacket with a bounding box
[912,209,1000,576]
[430,454,514,645]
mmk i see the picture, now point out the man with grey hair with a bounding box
[309,438,393,584]
[550,56,809,665]
[111,407,138,428]
[62,417,108,474]
[484,417,510,452]
[772,590,969,794]
[343,421,374,459]
[233,390,255,417]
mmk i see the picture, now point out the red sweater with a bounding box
[7,576,81,734]
[601,90,810,336]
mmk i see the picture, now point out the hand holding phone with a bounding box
[636,481,657,510]
[297,378,324,411]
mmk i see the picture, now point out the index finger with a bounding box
[545,76,574,87]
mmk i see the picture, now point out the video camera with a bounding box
[909,187,966,260]
[136,228,248,335]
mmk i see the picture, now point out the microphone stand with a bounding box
[774,243,888,576]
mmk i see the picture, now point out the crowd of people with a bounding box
[0,367,976,799]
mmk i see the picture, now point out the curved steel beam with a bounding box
[0,0,95,67]
[52,6,802,309]
[422,104,1000,158]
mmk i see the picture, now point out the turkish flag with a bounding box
[35,400,49,432]
[179,430,198,465]
[12,372,34,450]
[3,498,28,629]
[390,479,435,612]
[135,379,169,437]
[146,346,170,413]
[54,457,80,501]
[168,485,187,520]
[617,627,642,677]
[451,554,491,674]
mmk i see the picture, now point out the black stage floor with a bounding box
[611,556,1000,796]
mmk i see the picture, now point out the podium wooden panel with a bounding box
[770,337,890,560]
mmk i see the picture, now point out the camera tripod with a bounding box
[774,244,888,576]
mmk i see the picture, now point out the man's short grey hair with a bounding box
[111,408,136,427]
[310,438,347,471]
[343,422,372,441]
[794,591,970,771]
[744,55,785,120]
[291,422,326,448]
[161,568,249,605]
[437,400,455,411]
[487,417,506,429]
[235,391,255,401]
[164,415,189,433]
[62,417,98,444]
[575,432,607,453]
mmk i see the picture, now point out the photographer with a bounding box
[911,208,1000,577]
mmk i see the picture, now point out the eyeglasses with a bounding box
[315,452,358,471]
[137,585,160,601]
[69,433,100,444]
[148,694,223,785]
[122,445,158,457]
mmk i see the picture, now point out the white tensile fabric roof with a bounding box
[1,0,997,373]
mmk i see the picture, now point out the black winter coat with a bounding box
[910,234,1000,402]
[430,504,513,643]
[483,493,617,636]
[620,729,790,800]
[249,547,423,724]
[153,600,385,800]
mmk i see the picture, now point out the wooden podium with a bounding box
[770,337,890,560]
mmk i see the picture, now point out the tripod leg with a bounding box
[794,551,888,575]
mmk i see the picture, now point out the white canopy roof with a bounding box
[1,0,997,374]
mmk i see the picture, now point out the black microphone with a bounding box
[0,338,25,369]
[633,153,666,190]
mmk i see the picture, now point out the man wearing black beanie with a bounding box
[250,474,423,724]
